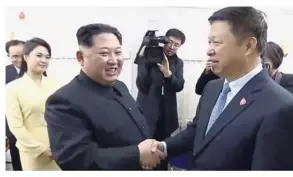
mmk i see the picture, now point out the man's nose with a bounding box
[207,48,215,56]
[109,54,118,64]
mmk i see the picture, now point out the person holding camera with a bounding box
[136,28,185,170]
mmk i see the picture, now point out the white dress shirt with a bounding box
[14,65,20,74]
[223,63,263,108]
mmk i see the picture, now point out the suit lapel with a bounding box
[113,83,150,138]
[193,79,224,151]
[7,64,19,81]
[12,66,19,80]
[193,70,270,157]
[114,96,149,138]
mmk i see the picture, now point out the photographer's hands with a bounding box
[158,53,172,78]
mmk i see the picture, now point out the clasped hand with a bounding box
[138,139,166,170]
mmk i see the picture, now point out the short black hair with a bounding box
[208,6,267,53]
[20,37,51,77]
[5,40,25,54]
[165,28,186,45]
[76,23,122,48]
[261,41,285,69]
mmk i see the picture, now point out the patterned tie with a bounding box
[205,83,231,135]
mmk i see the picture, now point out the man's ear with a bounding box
[245,37,257,56]
[23,55,28,62]
[76,51,84,66]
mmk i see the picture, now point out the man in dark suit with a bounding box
[152,7,293,170]
[5,39,24,171]
[45,23,164,170]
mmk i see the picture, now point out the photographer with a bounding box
[136,28,185,161]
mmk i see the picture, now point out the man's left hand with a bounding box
[158,63,172,78]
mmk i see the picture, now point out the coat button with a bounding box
[128,108,132,111]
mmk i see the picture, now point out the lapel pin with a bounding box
[240,97,246,105]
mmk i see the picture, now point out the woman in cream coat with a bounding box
[6,37,62,171]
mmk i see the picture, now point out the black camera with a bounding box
[134,30,170,65]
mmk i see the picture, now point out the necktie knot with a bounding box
[222,83,231,95]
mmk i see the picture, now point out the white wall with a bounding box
[5,7,293,125]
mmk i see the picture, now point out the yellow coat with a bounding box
[6,73,62,171]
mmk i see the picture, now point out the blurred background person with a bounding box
[261,41,293,94]
[6,40,24,83]
[195,59,219,95]
[5,39,25,171]
[6,37,61,171]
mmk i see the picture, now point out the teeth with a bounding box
[107,68,116,72]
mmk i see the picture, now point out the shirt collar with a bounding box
[225,62,263,95]
[14,65,20,74]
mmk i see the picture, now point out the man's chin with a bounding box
[14,64,21,68]
[105,76,118,84]
[165,52,174,57]
[211,67,221,76]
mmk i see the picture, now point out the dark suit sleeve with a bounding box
[136,62,152,94]
[195,70,219,95]
[164,59,185,92]
[45,94,141,170]
[251,104,293,170]
[164,116,197,157]
[164,82,207,157]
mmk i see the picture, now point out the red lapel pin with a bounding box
[240,97,246,105]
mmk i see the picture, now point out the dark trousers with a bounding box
[153,98,169,171]
[8,139,22,171]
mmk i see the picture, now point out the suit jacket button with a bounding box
[128,108,132,111]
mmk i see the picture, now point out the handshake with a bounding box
[138,139,166,170]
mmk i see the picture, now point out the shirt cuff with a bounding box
[161,141,168,157]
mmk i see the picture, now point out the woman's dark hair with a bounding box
[19,37,51,77]
[261,41,287,69]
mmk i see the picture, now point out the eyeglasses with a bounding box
[167,40,181,48]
